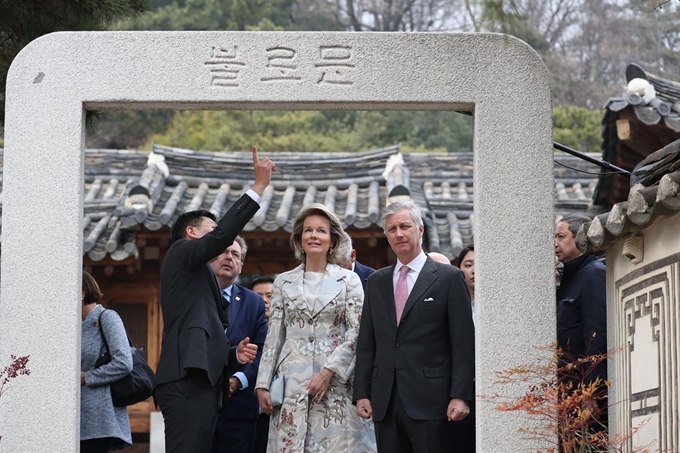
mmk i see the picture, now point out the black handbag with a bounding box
[94,309,155,407]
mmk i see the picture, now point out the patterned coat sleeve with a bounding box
[255,274,286,390]
[323,271,364,382]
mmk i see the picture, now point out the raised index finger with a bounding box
[252,145,259,164]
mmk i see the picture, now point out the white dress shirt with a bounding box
[393,251,427,295]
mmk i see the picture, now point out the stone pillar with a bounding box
[1,31,554,451]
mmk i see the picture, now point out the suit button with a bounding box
[309,335,315,343]
[395,343,400,348]
[308,318,313,325]
[391,367,395,373]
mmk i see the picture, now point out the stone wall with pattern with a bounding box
[607,215,680,451]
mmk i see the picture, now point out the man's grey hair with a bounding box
[381,200,423,232]
[336,232,353,262]
[559,214,591,238]
[234,236,247,262]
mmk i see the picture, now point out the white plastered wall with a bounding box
[606,215,680,451]
[1,31,554,451]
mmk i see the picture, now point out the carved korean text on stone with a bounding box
[205,46,247,88]
[261,46,302,82]
[205,44,356,87]
[315,45,355,86]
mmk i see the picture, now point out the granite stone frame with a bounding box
[1,32,554,451]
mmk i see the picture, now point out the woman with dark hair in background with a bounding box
[451,245,476,453]
[80,271,133,452]
[255,203,376,452]
[455,245,475,325]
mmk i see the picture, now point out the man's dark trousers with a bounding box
[155,369,221,453]
[375,381,451,453]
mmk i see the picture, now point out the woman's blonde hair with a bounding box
[290,203,346,264]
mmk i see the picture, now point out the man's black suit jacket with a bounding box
[154,194,260,389]
[353,260,376,293]
[354,257,475,422]
[221,284,268,420]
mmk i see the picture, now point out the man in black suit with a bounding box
[336,231,376,292]
[354,200,475,453]
[211,237,268,453]
[154,147,274,453]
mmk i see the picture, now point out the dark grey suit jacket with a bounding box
[354,256,475,421]
[154,194,260,389]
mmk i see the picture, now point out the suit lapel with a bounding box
[311,266,343,317]
[400,258,438,323]
[379,264,398,330]
[281,265,310,318]
[209,265,226,323]
[230,285,243,332]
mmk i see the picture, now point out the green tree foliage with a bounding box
[86,110,176,149]
[145,110,473,152]
[112,0,231,30]
[112,0,339,31]
[553,105,602,154]
[0,0,147,131]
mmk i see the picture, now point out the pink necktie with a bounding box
[395,265,410,325]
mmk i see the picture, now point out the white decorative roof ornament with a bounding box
[382,152,405,181]
[147,150,170,177]
[627,78,657,104]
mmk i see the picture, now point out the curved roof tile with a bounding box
[0,145,599,261]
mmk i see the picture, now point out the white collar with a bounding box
[395,251,427,274]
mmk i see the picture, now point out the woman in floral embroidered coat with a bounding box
[255,203,376,453]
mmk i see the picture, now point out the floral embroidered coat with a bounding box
[255,263,376,453]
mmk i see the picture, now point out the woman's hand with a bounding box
[306,368,333,403]
[257,388,273,414]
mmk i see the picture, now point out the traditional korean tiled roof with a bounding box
[0,145,599,262]
[594,63,680,208]
[605,63,680,130]
[581,138,680,253]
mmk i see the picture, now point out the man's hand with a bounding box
[229,377,241,396]
[237,337,258,364]
[447,398,469,421]
[251,146,275,196]
[356,398,373,420]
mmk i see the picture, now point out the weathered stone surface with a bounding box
[1,31,553,451]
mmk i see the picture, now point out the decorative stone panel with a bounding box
[614,255,680,451]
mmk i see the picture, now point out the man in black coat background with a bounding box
[153,147,275,453]
[354,200,475,453]
[555,214,607,440]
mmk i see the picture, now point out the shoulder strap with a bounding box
[99,308,134,348]
[98,309,112,356]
